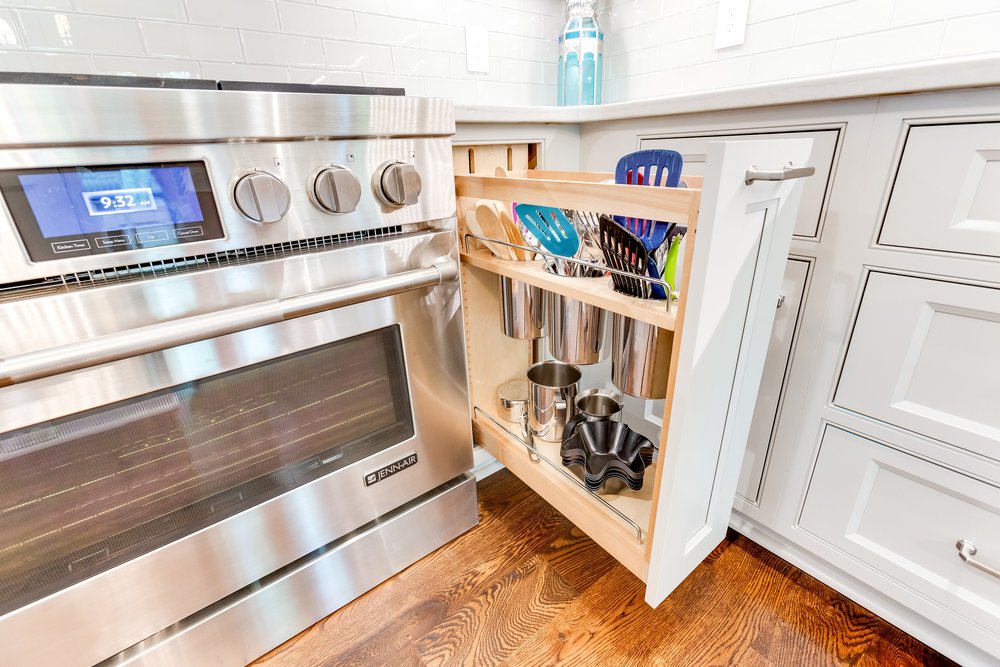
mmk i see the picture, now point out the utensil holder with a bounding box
[611,313,672,399]
[547,292,606,365]
[527,361,581,444]
[499,276,546,339]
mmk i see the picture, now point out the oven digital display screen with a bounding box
[0,161,224,262]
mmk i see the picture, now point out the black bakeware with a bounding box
[560,416,655,492]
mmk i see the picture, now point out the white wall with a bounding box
[0,1,996,106]
[600,0,1000,103]
[0,0,563,105]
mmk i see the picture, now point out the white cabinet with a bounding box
[880,122,1000,258]
[836,271,1000,467]
[641,129,839,238]
[737,258,810,505]
[800,425,1000,654]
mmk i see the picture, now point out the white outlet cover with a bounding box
[465,26,490,73]
[714,0,749,50]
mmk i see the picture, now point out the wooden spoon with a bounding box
[472,201,516,260]
[498,204,533,261]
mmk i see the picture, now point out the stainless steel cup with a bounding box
[611,314,673,399]
[497,379,529,423]
[575,388,624,422]
[527,361,581,444]
[499,276,546,339]
[547,292,606,365]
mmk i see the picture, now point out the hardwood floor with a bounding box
[252,470,956,667]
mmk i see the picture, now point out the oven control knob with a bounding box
[374,161,421,207]
[312,166,361,214]
[233,171,290,224]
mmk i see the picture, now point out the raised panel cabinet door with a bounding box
[645,138,813,605]
[836,272,1000,465]
[800,425,1000,653]
[640,130,838,238]
[736,258,811,505]
[880,122,1000,258]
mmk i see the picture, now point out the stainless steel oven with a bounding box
[0,82,476,666]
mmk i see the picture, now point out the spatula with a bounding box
[614,149,683,252]
[599,215,666,300]
[513,204,580,259]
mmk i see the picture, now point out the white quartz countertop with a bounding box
[455,54,1000,124]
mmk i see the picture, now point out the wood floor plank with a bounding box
[407,556,577,667]
[251,470,957,667]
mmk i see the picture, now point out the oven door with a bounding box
[0,229,472,667]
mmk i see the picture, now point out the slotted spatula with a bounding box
[513,203,580,259]
[599,215,666,300]
[614,149,683,252]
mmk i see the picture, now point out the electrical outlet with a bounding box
[714,0,749,50]
[465,26,490,73]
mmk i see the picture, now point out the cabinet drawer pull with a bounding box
[956,539,1000,579]
[745,162,815,185]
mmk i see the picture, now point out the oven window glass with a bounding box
[0,326,413,613]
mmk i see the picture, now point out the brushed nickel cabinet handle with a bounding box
[956,539,1000,579]
[745,162,816,185]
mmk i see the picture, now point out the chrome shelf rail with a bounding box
[473,406,645,544]
[461,233,674,306]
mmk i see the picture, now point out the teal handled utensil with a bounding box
[513,204,580,259]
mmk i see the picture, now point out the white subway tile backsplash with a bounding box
[390,45,451,76]
[362,71,425,95]
[0,8,23,47]
[891,0,999,27]
[355,12,420,46]
[21,49,93,72]
[324,38,393,72]
[499,57,542,84]
[277,3,356,40]
[187,0,280,32]
[74,0,186,22]
[940,11,1000,57]
[0,0,995,106]
[7,0,72,9]
[91,54,200,77]
[316,0,388,13]
[749,41,834,82]
[200,61,291,83]
[831,22,944,72]
[418,22,465,53]
[140,20,244,61]
[242,30,325,67]
[793,0,893,45]
[17,10,144,55]
[289,67,364,85]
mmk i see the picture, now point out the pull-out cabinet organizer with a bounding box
[454,138,814,605]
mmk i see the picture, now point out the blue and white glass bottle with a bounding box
[557,0,603,106]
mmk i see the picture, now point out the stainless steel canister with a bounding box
[527,361,581,444]
[547,292,606,365]
[574,388,624,422]
[611,314,673,399]
[499,276,546,339]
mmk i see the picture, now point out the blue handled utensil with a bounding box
[513,203,580,259]
[614,149,683,252]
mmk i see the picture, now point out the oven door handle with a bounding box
[0,256,459,387]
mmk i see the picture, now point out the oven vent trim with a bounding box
[0,224,419,302]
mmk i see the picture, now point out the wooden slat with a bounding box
[460,249,677,331]
[521,169,614,182]
[455,174,700,225]
[473,416,653,581]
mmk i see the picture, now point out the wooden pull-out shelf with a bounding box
[455,141,813,606]
[473,414,653,580]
